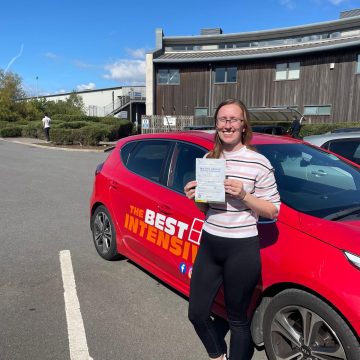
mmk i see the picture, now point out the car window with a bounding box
[126,140,172,182]
[168,142,206,193]
[258,143,360,218]
[325,139,360,165]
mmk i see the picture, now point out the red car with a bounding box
[90,131,360,360]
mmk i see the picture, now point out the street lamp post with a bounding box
[36,76,39,99]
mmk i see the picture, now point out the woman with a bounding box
[184,99,280,360]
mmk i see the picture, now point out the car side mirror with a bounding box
[300,159,310,167]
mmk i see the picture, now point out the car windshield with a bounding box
[257,144,360,219]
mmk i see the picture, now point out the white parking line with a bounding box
[60,250,93,360]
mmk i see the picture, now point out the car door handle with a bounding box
[110,180,120,189]
[157,204,173,215]
[311,170,327,176]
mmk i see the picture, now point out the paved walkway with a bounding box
[0,137,111,152]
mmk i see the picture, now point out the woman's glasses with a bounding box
[216,117,244,124]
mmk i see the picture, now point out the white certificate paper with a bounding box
[195,158,226,203]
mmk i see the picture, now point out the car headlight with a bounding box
[344,251,360,270]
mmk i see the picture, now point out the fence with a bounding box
[140,115,214,134]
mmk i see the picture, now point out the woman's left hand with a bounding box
[224,178,247,200]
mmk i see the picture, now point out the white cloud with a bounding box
[76,82,96,91]
[103,59,146,84]
[328,0,347,4]
[73,60,99,69]
[45,52,61,60]
[125,48,146,59]
[279,0,296,9]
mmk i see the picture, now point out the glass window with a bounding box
[258,143,360,219]
[288,62,300,79]
[215,67,226,83]
[357,54,360,74]
[215,67,237,83]
[276,62,300,80]
[194,108,208,116]
[303,105,331,116]
[157,69,180,85]
[168,69,180,84]
[227,67,237,82]
[327,139,360,165]
[168,142,206,193]
[158,70,169,84]
[127,140,172,182]
[317,106,331,115]
[275,63,287,80]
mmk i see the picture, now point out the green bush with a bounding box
[56,121,90,129]
[0,126,23,137]
[52,114,101,123]
[300,122,360,137]
[50,128,75,145]
[22,122,43,138]
[74,126,108,146]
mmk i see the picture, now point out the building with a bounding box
[146,9,360,123]
[39,86,146,123]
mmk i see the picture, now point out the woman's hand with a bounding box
[224,178,247,200]
[184,180,197,199]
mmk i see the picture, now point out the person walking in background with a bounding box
[289,115,304,139]
[42,113,51,142]
[184,99,280,360]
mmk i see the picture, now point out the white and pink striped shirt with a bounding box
[202,146,281,238]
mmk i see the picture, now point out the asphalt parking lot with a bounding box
[0,139,268,360]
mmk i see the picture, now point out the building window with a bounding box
[194,108,208,116]
[303,105,331,116]
[215,67,237,83]
[157,69,180,85]
[275,62,300,80]
[357,54,360,73]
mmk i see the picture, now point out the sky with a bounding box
[0,0,359,96]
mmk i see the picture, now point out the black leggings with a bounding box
[188,231,261,360]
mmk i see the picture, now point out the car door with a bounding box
[111,138,208,292]
[161,140,207,292]
[109,139,175,267]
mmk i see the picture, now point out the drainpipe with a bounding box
[208,63,213,117]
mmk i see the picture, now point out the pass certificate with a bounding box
[195,158,226,203]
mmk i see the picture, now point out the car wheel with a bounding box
[91,205,122,261]
[263,289,360,360]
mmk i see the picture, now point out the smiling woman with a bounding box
[184,99,280,360]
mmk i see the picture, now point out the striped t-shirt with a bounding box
[202,146,281,238]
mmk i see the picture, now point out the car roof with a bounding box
[303,132,360,146]
[120,130,299,147]
[331,127,360,133]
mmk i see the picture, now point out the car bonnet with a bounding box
[299,212,360,256]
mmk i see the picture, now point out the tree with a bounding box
[0,70,27,122]
[67,92,85,114]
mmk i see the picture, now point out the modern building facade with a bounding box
[146,9,360,123]
[39,86,146,122]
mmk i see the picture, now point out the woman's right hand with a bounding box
[184,180,197,199]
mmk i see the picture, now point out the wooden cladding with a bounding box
[154,48,360,123]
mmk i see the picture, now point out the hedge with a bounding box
[0,126,23,137]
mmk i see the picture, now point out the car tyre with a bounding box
[263,289,360,360]
[91,205,122,261]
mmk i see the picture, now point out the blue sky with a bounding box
[0,0,358,96]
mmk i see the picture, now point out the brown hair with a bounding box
[207,99,253,158]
